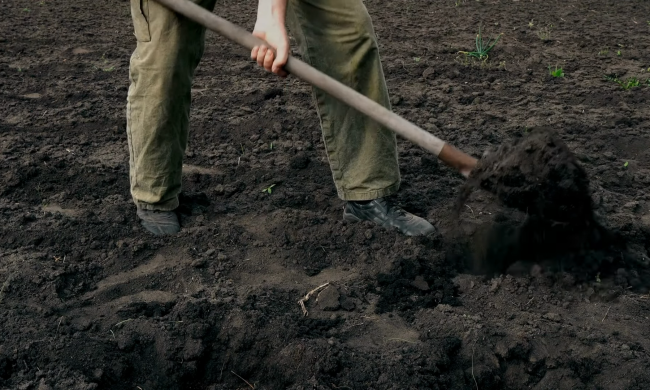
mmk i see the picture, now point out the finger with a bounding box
[263,49,275,71]
[251,46,259,60]
[256,46,268,67]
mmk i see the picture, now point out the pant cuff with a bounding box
[134,197,179,212]
[337,181,400,201]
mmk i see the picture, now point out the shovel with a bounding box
[152,0,478,177]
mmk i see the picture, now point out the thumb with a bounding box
[272,42,289,74]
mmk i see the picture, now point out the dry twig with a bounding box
[231,370,255,389]
[602,306,611,322]
[297,282,330,317]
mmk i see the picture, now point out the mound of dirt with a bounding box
[457,129,649,291]
[462,128,593,225]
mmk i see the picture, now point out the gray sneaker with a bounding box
[137,208,180,236]
[343,198,436,237]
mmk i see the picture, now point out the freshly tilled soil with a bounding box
[1,1,650,389]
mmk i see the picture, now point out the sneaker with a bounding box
[137,208,181,236]
[343,198,436,237]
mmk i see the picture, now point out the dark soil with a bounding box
[2,1,650,389]
[463,128,593,224]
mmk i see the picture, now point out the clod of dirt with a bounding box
[462,128,593,225]
[456,129,603,273]
[317,285,341,311]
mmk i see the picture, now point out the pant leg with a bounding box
[286,0,400,201]
[127,0,217,211]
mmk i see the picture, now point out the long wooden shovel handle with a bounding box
[153,0,478,177]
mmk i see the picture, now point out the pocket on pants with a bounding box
[131,0,152,42]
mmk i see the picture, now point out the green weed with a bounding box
[458,25,502,60]
[548,65,564,78]
[617,50,622,56]
[598,48,609,55]
[261,184,276,194]
[605,75,644,90]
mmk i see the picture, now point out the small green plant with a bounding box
[605,75,642,90]
[624,161,629,168]
[458,25,502,60]
[23,7,30,12]
[537,25,552,41]
[261,184,276,194]
[548,65,564,78]
[617,50,622,56]
[598,48,609,55]
[269,142,274,150]
[528,19,535,28]
[413,57,421,63]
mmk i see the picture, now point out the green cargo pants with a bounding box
[127,0,400,211]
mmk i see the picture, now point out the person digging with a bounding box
[127,0,436,237]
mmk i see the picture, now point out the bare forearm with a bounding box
[257,0,287,25]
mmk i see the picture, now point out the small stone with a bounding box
[37,379,52,390]
[489,279,501,293]
[214,185,224,195]
[621,344,630,350]
[191,259,207,268]
[411,275,430,291]
[217,253,227,261]
[318,286,341,311]
[543,312,561,322]
[422,67,436,79]
[204,248,216,257]
[92,368,104,380]
[364,230,373,240]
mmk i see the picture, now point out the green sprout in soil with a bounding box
[624,161,629,168]
[458,25,502,60]
[413,57,421,63]
[269,142,274,150]
[528,19,534,28]
[605,75,644,90]
[548,65,564,78]
[617,50,622,56]
[598,48,609,55]
[261,184,276,194]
